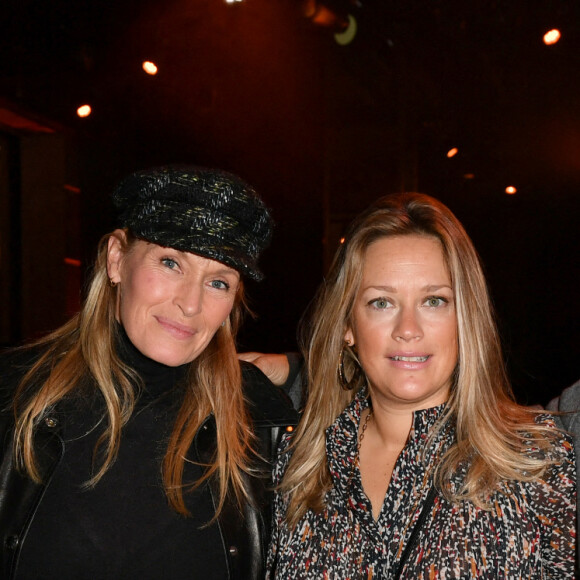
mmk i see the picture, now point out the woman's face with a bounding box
[107,231,240,367]
[345,234,458,411]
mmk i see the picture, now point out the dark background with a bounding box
[0,0,578,405]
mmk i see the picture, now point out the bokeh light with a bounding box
[142,61,158,75]
[543,29,561,45]
[76,105,91,118]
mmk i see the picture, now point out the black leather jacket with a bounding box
[0,354,297,579]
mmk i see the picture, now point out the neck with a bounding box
[364,403,413,452]
[366,389,449,448]
[358,392,448,520]
[358,401,414,521]
[115,324,188,399]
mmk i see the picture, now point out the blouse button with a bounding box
[44,417,58,428]
[229,546,238,556]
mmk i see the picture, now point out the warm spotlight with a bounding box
[304,0,349,31]
[340,237,345,244]
[225,0,243,3]
[64,257,81,267]
[463,173,475,180]
[313,5,343,27]
[142,61,158,75]
[447,147,458,158]
[77,105,91,118]
[505,186,517,195]
[543,29,561,45]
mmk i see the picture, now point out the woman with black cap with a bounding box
[0,166,297,579]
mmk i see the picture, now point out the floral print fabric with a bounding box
[267,394,576,579]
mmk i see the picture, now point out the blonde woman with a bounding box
[0,166,297,579]
[267,193,575,578]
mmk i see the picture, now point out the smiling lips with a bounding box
[155,316,196,339]
[388,354,431,369]
[390,355,429,362]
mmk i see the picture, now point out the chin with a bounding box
[146,349,193,367]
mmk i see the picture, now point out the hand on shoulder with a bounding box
[238,352,290,386]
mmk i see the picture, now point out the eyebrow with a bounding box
[215,268,239,278]
[363,284,453,293]
[206,264,239,277]
[168,248,239,278]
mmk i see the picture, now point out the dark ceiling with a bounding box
[1,0,579,403]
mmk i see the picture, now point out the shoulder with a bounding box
[516,415,576,529]
[533,412,563,429]
[529,412,575,461]
[547,380,580,433]
[0,343,47,373]
[0,344,46,411]
[241,361,299,428]
[547,380,580,412]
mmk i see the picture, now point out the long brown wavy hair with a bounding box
[281,192,560,527]
[12,229,254,518]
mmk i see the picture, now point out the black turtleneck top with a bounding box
[17,329,227,579]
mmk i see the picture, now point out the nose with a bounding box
[392,306,423,342]
[174,281,203,317]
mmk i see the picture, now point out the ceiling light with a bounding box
[142,61,158,75]
[543,29,561,45]
[77,105,92,118]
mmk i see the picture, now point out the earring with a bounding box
[337,342,364,391]
[109,278,117,288]
[221,320,226,327]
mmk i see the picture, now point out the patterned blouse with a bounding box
[267,393,576,579]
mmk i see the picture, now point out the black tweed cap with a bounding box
[112,166,273,281]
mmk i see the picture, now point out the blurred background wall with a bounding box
[0,0,578,405]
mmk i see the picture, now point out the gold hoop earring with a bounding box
[337,342,364,391]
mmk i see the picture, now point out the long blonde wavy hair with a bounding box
[12,229,254,518]
[281,192,559,526]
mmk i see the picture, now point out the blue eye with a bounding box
[211,279,230,290]
[162,258,178,269]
